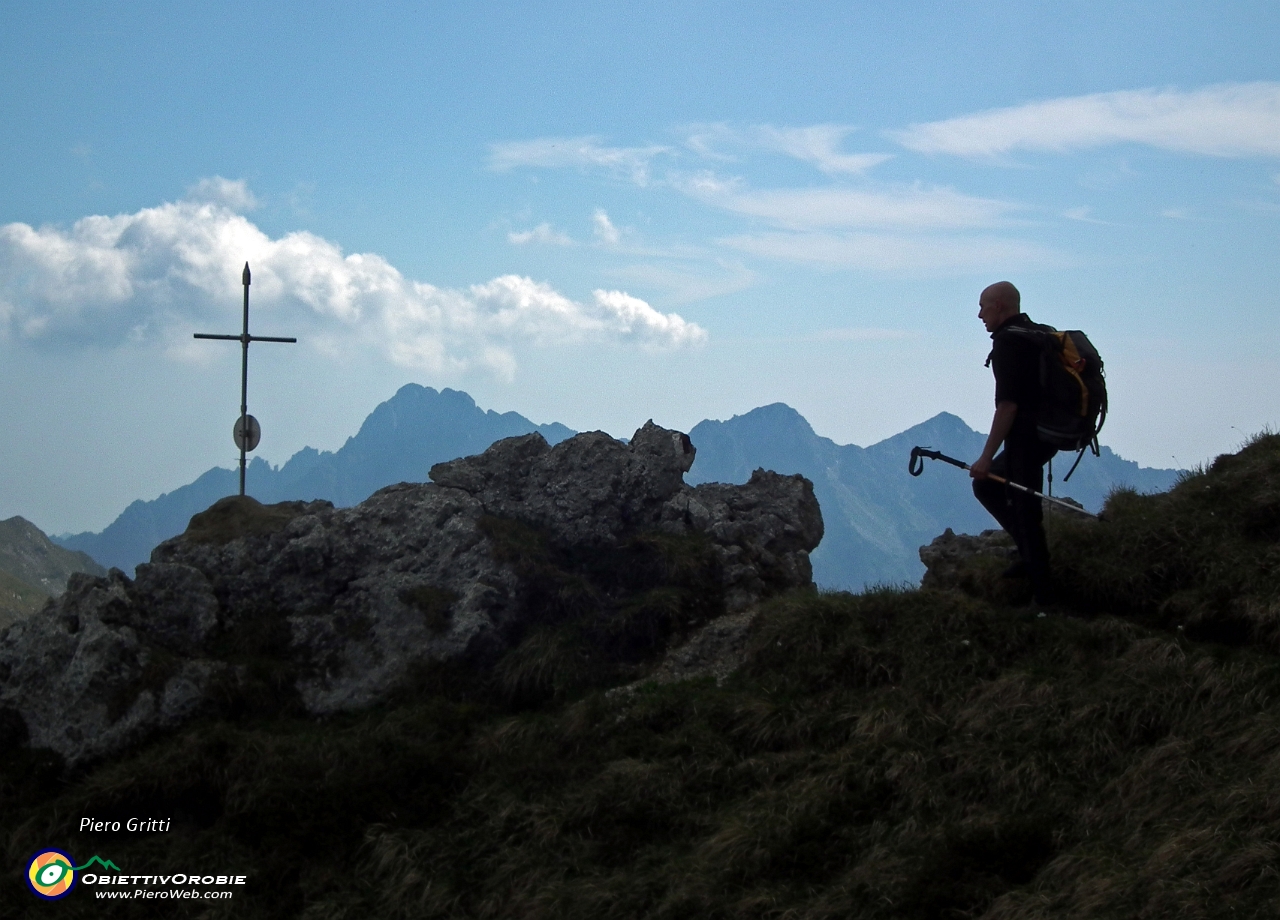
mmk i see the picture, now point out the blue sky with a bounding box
[3,1,1278,534]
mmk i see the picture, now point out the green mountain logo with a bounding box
[72,855,123,873]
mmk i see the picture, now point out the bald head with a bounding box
[978,281,1021,332]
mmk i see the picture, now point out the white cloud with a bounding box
[590,288,706,347]
[1062,206,1112,224]
[685,123,892,174]
[186,176,259,210]
[748,124,892,174]
[719,231,1065,273]
[0,184,706,376]
[892,82,1280,159]
[683,124,741,162]
[592,209,620,245]
[679,177,1020,231]
[488,136,670,185]
[1161,208,1192,220]
[508,223,574,246]
[605,261,758,305]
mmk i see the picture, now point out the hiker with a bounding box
[969,281,1057,606]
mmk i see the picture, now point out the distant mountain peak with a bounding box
[717,403,819,439]
[869,411,981,453]
[0,515,105,599]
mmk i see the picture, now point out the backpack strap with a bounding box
[1062,447,1087,483]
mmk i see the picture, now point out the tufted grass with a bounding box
[179,496,318,546]
[5,583,1280,918]
[1047,430,1280,651]
[3,436,1280,917]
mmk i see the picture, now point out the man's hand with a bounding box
[969,455,993,480]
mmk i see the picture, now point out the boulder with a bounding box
[919,528,1017,591]
[0,422,822,767]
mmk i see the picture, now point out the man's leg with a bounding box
[1006,440,1057,605]
[973,449,1023,571]
[972,450,1015,532]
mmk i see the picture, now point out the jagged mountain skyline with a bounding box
[53,384,1179,591]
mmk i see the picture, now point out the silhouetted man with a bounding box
[970,281,1057,606]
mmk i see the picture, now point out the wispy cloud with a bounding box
[1062,206,1112,224]
[0,182,706,377]
[489,127,1054,279]
[592,209,620,245]
[679,177,1021,231]
[719,231,1065,273]
[755,125,893,174]
[605,260,757,305]
[508,223,573,246]
[892,82,1280,159]
[488,136,670,185]
[685,123,892,174]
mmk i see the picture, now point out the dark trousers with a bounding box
[972,437,1057,601]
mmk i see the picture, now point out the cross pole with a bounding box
[194,263,297,496]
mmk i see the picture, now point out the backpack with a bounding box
[988,322,1108,481]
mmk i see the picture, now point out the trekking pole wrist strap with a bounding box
[909,446,969,476]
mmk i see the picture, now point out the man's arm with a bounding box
[970,401,1018,479]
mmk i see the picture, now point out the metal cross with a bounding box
[194,263,297,496]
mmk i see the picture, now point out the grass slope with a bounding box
[4,435,1280,919]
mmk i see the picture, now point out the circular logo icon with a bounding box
[27,850,77,900]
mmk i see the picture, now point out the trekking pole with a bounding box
[908,446,1099,519]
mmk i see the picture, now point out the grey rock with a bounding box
[662,469,823,611]
[1,422,821,767]
[430,421,696,546]
[0,570,227,766]
[918,528,1016,591]
[125,564,221,655]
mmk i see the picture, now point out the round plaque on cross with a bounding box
[233,414,262,452]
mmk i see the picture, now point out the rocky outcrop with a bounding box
[0,422,822,767]
[0,570,229,765]
[919,528,1017,591]
[919,499,1095,594]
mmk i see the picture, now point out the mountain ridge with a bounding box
[52,387,1179,590]
[0,516,106,630]
[53,384,574,572]
[687,404,1178,588]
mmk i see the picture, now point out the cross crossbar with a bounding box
[194,334,298,343]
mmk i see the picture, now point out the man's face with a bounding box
[978,294,1011,333]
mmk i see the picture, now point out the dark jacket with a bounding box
[989,313,1043,441]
